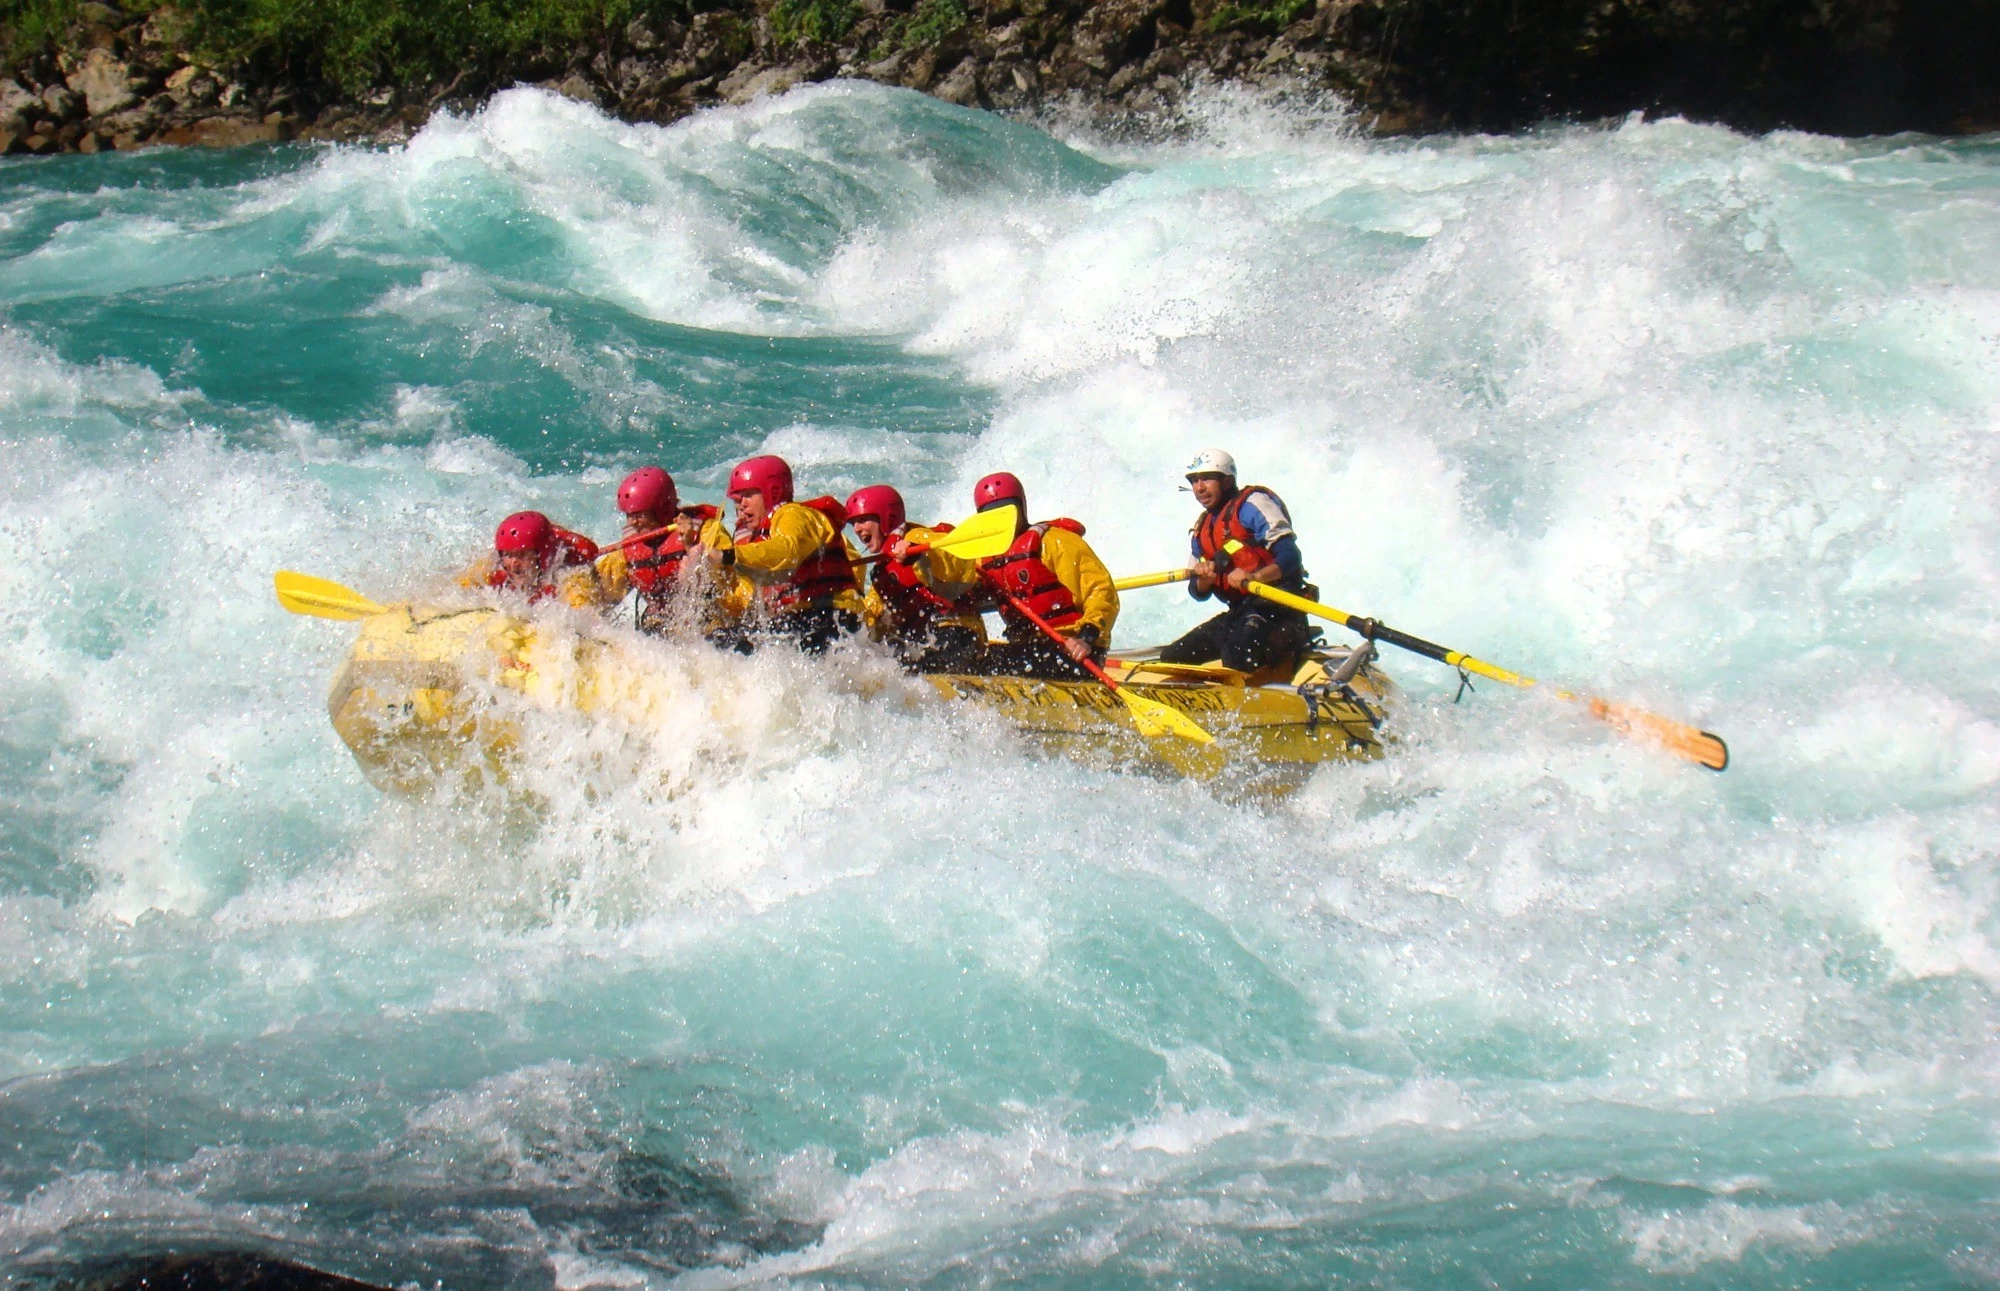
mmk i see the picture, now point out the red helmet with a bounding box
[728,455,793,508]
[973,471,1026,514]
[844,485,906,533]
[494,511,554,554]
[617,466,677,516]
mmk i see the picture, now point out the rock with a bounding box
[139,6,192,46]
[64,1252,392,1291]
[96,104,155,137]
[66,47,137,116]
[77,129,103,152]
[863,51,905,79]
[903,47,941,88]
[1071,0,1166,72]
[672,76,719,107]
[0,79,39,116]
[41,84,80,120]
[294,110,377,143]
[685,12,753,76]
[624,12,663,51]
[159,115,279,147]
[720,63,806,103]
[934,57,982,103]
[613,56,652,93]
[24,131,55,153]
[168,69,220,106]
[0,131,16,154]
[553,73,600,105]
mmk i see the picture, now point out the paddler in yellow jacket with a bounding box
[844,484,986,673]
[698,453,862,656]
[909,471,1118,678]
[596,466,730,635]
[458,511,611,610]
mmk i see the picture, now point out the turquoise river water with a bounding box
[2,83,1998,1288]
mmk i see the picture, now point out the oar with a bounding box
[274,570,390,620]
[1113,568,1727,770]
[991,579,1214,746]
[594,506,722,566]
[855,503,1021,566]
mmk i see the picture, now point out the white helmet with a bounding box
[1183,448,1237,479]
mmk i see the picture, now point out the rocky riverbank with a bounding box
[2,0,1996,158]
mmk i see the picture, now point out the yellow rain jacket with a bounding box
[701,503,862,618]
[926,521,1119,647]
[860,525,988,642]
[457,556,610,611]
[596,547,633,603]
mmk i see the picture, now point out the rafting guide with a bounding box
[1159,448,1315,678]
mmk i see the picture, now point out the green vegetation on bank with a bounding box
[882,0,964,50]
[767,0,964,52]
[1,0,688,96]
[1199,0,1310,33]
[768,0,855,46]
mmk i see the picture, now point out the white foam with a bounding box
[1624,1199,1871,1272]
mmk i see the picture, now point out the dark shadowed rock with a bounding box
[56,1252,392,1291]
[158,115,280,146]
[3,0,1997,153]
[935,56,984,103]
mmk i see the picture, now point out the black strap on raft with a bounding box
[1300,640,1384,741]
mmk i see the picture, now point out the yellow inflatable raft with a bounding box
[325,604,1394,794]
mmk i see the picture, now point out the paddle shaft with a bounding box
[596,507,722,564]
[1243,582,1535,688]
[986,576,1120,689]
[1112,569,1530,686]
[1111,568,1726,769]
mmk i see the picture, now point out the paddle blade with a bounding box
[1118,687,1216,745]
[927,505,1020,561]
[1587,697,1729,771]
[274,570,389,620]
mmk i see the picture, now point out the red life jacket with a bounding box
[625,505,717,602]
[872,523,960,630]
[1194,485,1284,605]
[488,526,599,604]
[741,496,859,614]
[981,519,1084,634]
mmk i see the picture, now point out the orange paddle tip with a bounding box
[1588,698,1730,771]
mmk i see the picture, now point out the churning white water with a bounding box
[1,84,1997,1287]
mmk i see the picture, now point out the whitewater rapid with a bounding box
[1,84,1997,1287]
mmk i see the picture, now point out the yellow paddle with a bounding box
[1114,569,1727,770]
[859,502,1023,565]
[274,570,390,620]
[989,578,1214,746]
